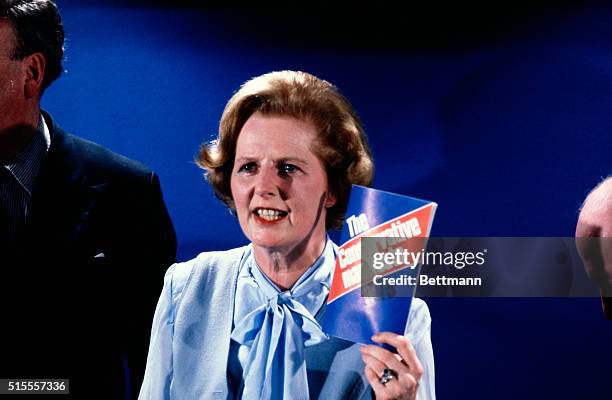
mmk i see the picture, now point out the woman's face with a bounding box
[230,111,335,253]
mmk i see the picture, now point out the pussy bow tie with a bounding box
[230,248,332,400]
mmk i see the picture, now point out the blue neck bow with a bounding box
[230,241,335,399]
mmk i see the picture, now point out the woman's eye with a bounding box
[237,162,257,173]
[279,163,298,174]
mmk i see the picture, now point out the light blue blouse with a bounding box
[227,239,335,399]
[139,243,435,400]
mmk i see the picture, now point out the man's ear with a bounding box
[23,52,46,99]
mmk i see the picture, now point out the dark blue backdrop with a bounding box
[45,2,611,399]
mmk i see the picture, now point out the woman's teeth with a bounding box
[256,208,286,221]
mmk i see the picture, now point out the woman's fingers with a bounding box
[372,332,424,380]
[364,365,388,394]
[361,332,422,399]
[364,362,418,400]
[360,348,387,378]
[360,343,408,377]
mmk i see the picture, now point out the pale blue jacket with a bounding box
[139,247,435,400]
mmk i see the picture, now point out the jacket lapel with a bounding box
[26,112,108,253]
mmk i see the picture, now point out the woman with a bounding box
[139,71,435,399]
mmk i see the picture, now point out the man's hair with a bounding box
[197,70,374,230]
[0,0,64,91]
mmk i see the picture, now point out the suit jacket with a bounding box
[1,112,177,399]
[139,247,435,400]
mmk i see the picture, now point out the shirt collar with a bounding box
[4,115,50,196]
[239,237,336,295]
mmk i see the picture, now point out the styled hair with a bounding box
[197,70,374,230]
[0,0,64,91]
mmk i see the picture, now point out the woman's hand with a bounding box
[360,332,423,400]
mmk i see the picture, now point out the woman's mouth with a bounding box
[253,208,289,222]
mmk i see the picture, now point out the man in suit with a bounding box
[0,1,177,397]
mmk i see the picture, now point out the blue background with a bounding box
[45,2,611,398]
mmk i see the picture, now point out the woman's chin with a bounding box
[250,235,289,251]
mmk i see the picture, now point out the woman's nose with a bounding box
[254,167,283,198]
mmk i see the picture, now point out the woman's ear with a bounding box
[324,191,336,208]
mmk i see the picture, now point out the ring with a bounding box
[379,368,396,385]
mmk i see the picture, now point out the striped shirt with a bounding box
[0,115,51,242]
